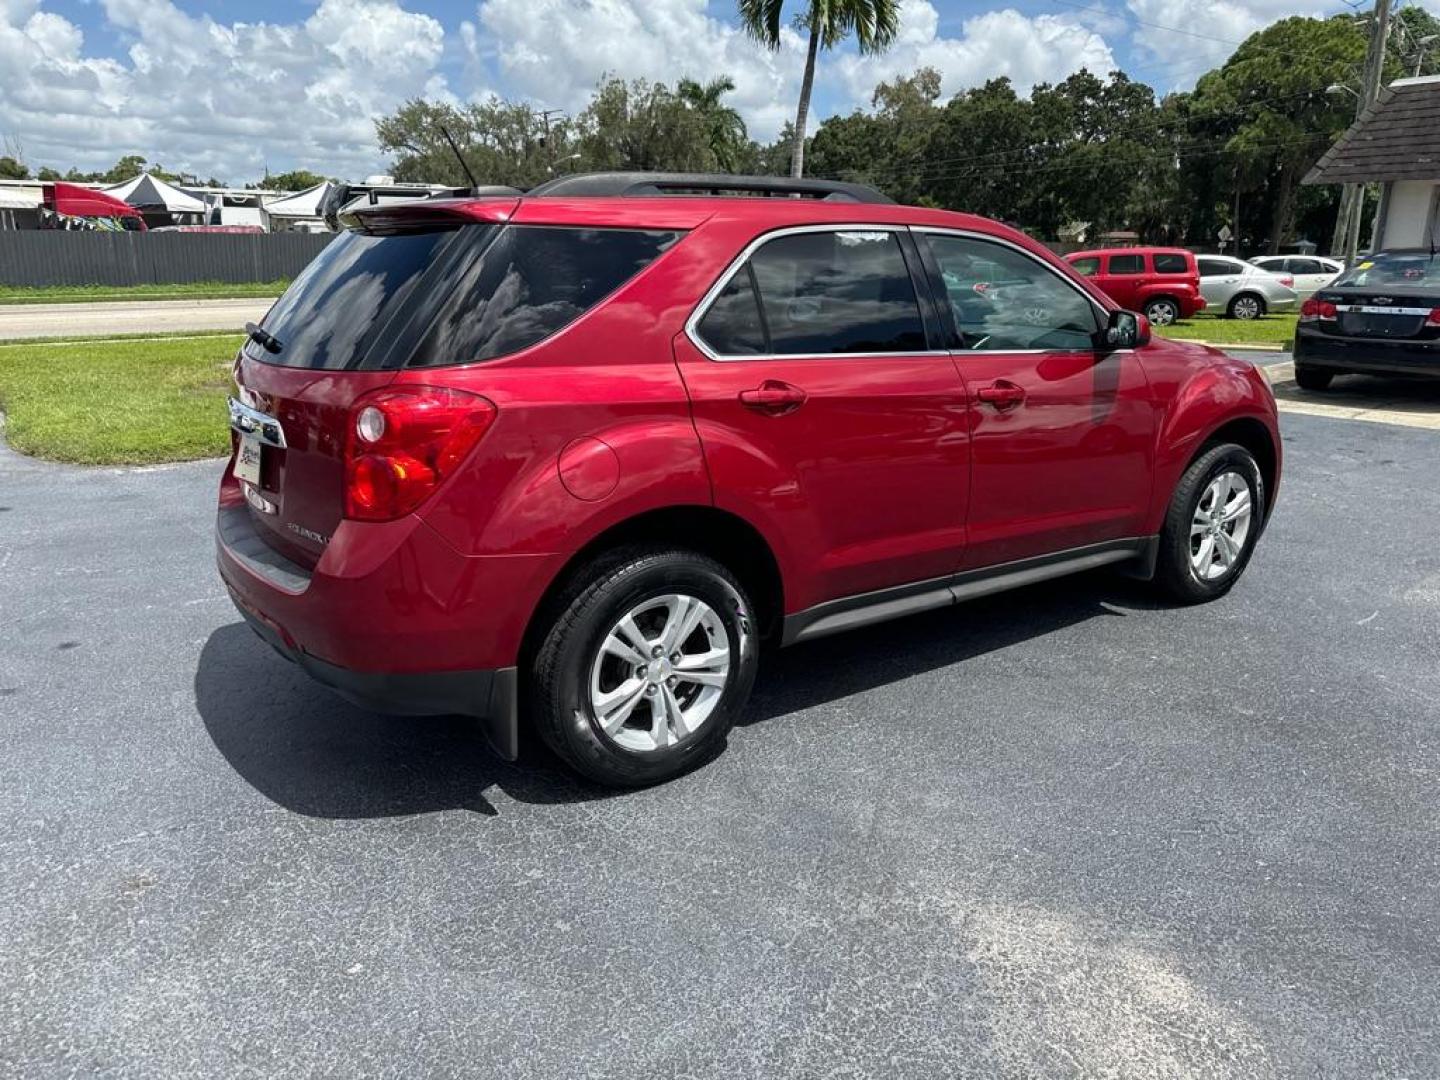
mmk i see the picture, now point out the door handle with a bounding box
[739,380,807,415]
[976,381,1026,410]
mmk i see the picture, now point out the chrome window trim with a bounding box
[911,225,1110,352]
[684,223,950,362]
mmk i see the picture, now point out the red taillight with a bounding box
[1279,275,1295,288]
[344,386,497,522]
[1300,298,1337,323]
[1427,307,1440,327]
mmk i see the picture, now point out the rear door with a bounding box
[1285,257,1334,300]
[917,230,1156,568]
[676,225,971,605]
[1102,252,1146,309]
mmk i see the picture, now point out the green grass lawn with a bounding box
[1156,312,1297,347]
[0,281,287,305]
[0,335,240,464]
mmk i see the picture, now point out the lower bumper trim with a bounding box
[233,603,520,761]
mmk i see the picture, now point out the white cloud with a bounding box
[474,0,808,140]
[829,1,1117,103]
[0,0,447,181]
[1123,0,1337,85]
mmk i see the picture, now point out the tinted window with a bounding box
[1153,253,1188,274]
[1070,256,1100,275]
[745,230,927,355]
[249,228,459,369]
[926,235,1099,351]
[1108,253,1144,274]
[1198,258,1235,277]
[1288,258,1324,274]
[1334,251,1440,288]
[409,226,682,367]
[1251,258,1281,270]
[696,269,766,355]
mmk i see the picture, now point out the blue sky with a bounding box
[0,0,1364,182]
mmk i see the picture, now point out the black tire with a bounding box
[530,547,759,787]
[1144,297,1180,326]
[1227,293,1265,320]
[1153,442,1265,604]
[1294,363,1334,391]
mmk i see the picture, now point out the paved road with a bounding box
[3,408,1439,1077]
[0,298,272,340]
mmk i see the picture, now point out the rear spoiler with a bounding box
[321,183,523,231]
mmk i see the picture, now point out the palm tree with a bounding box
[677,76,749,171]
[739,0,901,178]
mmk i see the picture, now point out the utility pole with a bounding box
[1344,0,1393,265]
[539,109,566,165]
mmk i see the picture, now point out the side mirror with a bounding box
[1100,309,1150,350]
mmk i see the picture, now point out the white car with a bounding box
[1249,256,1343,301]
[1197,255,1298,319]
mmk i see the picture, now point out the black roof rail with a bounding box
[525,171,892,204]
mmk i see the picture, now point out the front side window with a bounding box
[1153,253,1188,274]
[1288,258,1324,275]
[1108,253,1144,275]
[1198,258,1235,278]
[1069,256,1100,276]
[408,226,682,367]
[696,229,927,357]
[925,234,1100,352]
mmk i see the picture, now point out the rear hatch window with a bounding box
[246,227,466,370]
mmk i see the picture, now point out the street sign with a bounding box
[1217,225,1233,242]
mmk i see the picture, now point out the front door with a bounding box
[676,226,971,609]
[918,231,1156,569]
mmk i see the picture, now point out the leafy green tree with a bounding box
[573,78,714,173]
[1190,16,1365,253]
[36,166,62,181]
[809,68,941,205]
[377,97,565,187]
[259,169,331,191]
[0,156,28,180]
[739,0,901,177]
[677,77,749,171]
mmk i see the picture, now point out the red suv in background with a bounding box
[218,173,1279,787]
[1065,247,1206,326]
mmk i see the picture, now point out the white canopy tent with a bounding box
[260,182,337,232]
[101,173,208,216]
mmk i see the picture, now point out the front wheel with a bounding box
[1154,443,1264,604]
[1227,293,1264,320]
[1294,363,1334,391]
[530,548,759,787]
[1144,297,1180,326]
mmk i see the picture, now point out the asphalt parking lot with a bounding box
[3,370,1440,1078]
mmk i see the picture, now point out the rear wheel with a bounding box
[530,548,758,787]
[1154,443,1264,604]
[1227,293,1264,320]
[1294,363,1334,391]
[1144,297,1180,326]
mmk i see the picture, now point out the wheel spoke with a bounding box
[661,684,690,739]
[1222,490,1251,523]
[649,694,671,748]
[659,595,704,653]
[595,678,647,734]
[1215,528,1241,563]
[601,633,646,666]
[1194,535,1215,573]
[615,613,652,655]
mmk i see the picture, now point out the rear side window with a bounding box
[759,230,925,355]
[409,226,682,367]
[248,228,459,370]
[1107,253,1145,274]
[1153,253,1189,274]
[1069,256,1100,275]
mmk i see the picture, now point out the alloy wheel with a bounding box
[1231,295,1261,320]
[1189,470,1253,581]
[1147,300,1178,326]
[587,593,732,752]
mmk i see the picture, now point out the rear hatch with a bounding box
[230,203,512,568]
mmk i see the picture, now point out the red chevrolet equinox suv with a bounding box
[218,172,1280,787]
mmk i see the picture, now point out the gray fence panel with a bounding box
[0,232,335,288]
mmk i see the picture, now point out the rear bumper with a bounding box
[1294,330,1440,377]
[1267,296,1298,313]
[215,480,556,760]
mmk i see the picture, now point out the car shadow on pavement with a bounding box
[742,571,1160,728]
[195,623,609,818]
[196,573,1163,819]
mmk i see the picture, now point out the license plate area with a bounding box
[234,432,264,485]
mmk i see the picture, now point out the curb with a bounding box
[1164,338,1290,352]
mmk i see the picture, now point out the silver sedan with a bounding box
[1197,255,1299,319]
